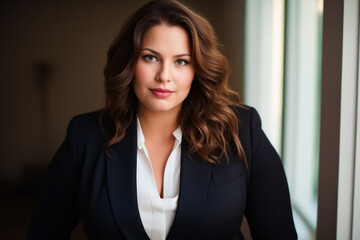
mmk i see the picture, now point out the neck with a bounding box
[137,106,180,138]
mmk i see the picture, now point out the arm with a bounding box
[244,108,297,239]
[27,118,81,240]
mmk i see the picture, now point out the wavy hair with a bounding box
[101,0,247,167]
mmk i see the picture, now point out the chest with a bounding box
[77,140,247,239]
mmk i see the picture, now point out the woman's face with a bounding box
[133,23,195,116]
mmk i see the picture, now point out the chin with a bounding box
[143,103,181,114]
[149,107,176,113]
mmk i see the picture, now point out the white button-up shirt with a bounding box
[136,118,182,240]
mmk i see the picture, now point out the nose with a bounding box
[156,61,171,82]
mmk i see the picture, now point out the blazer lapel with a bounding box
[105,117,212,240]
[106,117,149,239]
[167,141,212,240]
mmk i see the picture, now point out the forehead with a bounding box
[141,23,191,53]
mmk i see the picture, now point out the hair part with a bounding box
[101,0,247,169]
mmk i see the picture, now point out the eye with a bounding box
[176,59,189,66]
[143,55,157,62]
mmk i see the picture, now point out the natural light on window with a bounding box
[243,0,323,239]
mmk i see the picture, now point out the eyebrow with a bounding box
[140,48,191,58]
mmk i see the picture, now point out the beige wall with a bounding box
[0,0,244,187]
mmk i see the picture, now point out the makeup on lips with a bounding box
[150,88,174,98]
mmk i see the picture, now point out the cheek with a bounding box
[134,63,148,83]
[133,65,146,97]
[134,63,153,96]
[181,72,195,92]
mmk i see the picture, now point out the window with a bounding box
[282,0,323,239]
[244,0,323,239]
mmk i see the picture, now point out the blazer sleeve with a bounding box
[244,108,297,239]
[27,117,82,240]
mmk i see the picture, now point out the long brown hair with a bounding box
[101,0,247,167]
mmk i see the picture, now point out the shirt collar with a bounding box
[137,117,182,150]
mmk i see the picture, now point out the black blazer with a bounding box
[28,106,297,239]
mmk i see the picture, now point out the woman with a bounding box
[28,0,297,239]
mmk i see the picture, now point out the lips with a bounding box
[150,88,174,98]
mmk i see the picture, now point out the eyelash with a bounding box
[142,54,190,66]
[143,55,158,62]
[176,59,189,66]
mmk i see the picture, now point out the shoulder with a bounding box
[232,104,262,134]
[70,110,102,127]
[232,105,264,158]
[66,110,106,145]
